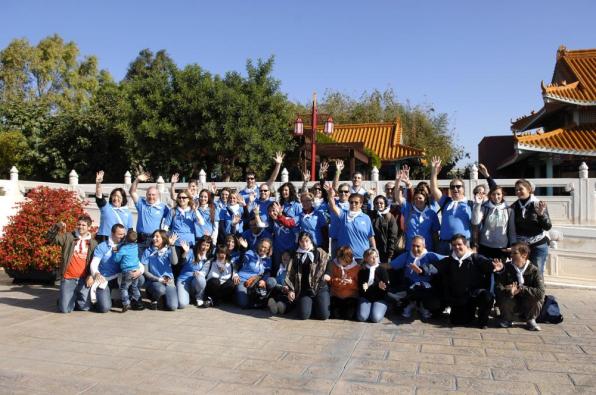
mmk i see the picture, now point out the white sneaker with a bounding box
[402,302,415,318]
[419,305,432,320]
[196,299,204,307]
[526,319,541,331]
[276,301,286,315]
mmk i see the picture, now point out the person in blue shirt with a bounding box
[244,184,275,228]
[233,238,273,309]
[326,186,376,262]
[298,192,328,249]
[195,189,220,242]
[90,224,142,313]
[176,236,213,308]
[129,171,170,256]
[224,234,242,267]
[141,230,179,311]
[266,201,298,266]
[238,152,284,203]
[277,182,302,223]
[112,230,143,312]
[94,171,133,243]
[240,215,273,252]
[430,157,473,255]
[395,169,440,253]
[329,182,351,256]
[220,192,245,236]
[390,236,445,320]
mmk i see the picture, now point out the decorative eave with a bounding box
[511,107,546,133]
[513,125,596,157]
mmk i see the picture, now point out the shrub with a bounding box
[0,186,89,272]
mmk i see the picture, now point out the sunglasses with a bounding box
[450,185,463,190]
[339,190,350,194]
[178,196,190,200]
[260,189,269,193]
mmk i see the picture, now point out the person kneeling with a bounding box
[495,242,545,331]
[357,249,389,323]
[329,246,360,320]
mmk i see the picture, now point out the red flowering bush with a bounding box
[0,186,89,272]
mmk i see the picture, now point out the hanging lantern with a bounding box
[294,117,304,136]
[324,116,334,135]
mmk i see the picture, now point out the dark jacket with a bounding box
[46,225,98,280]
[438,253,495,306]
[495,261,545,302]
[285,248,331,297]
[358,265,389,302]
[512,199,552,243]
[368,211,399,263]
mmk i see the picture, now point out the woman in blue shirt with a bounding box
[233,238,273,308]
[94,171,133,243]
[298,192,327,249]
[141,230,179,311]
[176,235,213,308]
[195,189,220,242]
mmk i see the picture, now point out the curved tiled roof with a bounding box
[515,125,596,155]
[318,120,424,161]
[542,47,596,104]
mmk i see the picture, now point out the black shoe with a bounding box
[150,301,158,310]
[131,301,145,311]
[122,304,130,313]
[204,297,213,308]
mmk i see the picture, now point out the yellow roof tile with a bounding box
[515,125,596,155]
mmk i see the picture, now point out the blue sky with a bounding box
[2,0,595,165]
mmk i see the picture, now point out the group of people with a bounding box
[47,153,552,331]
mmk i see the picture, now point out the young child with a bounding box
[267,250,292,315]
[113,230,143,312]
[329,246,360,320]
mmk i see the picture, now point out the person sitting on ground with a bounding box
[495,242,545,331]
[329,246,360,320]
[176,236,213,308]
[141,230,179,311]
[285,232,332,320]
[267,250,292,315]
[438,234,504,328]
[356,248,390,323]
[46,215,98,313]
[113,230,144,312]
[201,245,236,308]
[240,213,273,252]
[233,238,273,308]
[390,235,445,320]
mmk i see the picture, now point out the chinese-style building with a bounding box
[479,46,596,181]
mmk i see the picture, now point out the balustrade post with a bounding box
[124,171,132,186]
[10,166,18,183]
[199,169,207,186]
[281,168,289,183]
[156,176,165,193]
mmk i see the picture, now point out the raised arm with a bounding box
[478,164,497,191]
[265,152,284,187]
[169,173,179,202]
[95,171,104,199]
[332,160,344,191]
[324,183,341,217]
[130,169,151,204]
[301,170,311,193]
[394,167,411,205]
[429,156,443,202]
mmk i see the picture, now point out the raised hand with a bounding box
[335,159,344,172]
[274,152,285,164]
[537,200,547,216]
[237,237,248,249]
[492,258,504,272]
[431,156,442,173]
[324,183,336,199]
[478,163,490,178]
[180,239,190,253]
[171,173,180,184]
[320,161,329,176]
[474,193,484,205]
[248,192,256,205]
[209,182,217,194]
[95,171,104,184]
[302,169,311,183]
[168,233,179,246]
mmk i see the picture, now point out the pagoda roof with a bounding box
[317,119,425,162]
[542,47,596,105]
[514,124,596,156]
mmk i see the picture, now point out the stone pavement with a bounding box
[0,271,595,394]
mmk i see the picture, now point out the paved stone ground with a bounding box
[0,270,595,394]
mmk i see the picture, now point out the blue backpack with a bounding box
[537,295,563,324]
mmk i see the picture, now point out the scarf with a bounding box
[150,246,169,257]
[228,203,241,215]
[177,206,191,216]
[411,204,426,224]
[297,246,315,265]
[110,204,129,225]
[376,207,390,217]
[517,195,539,219]
[333,258,358,279]
[366,263,378,286]
[409,249,428,269]
[445,198,467,212]
[347,210,361,222]
[451,251,473,268]
[215,259,228,272]
[74,231,92,255]
[313,197,324,208]
[513,260,530,285]
[484,200,508,228]
[256,254,267,274]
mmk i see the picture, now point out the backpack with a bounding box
[537,294,563,324]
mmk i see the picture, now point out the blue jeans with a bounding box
[147,281,178,311]
[119,271,141,306]
[297,288,330,320]
[235,282,249,308]
[356,298,388,323]
[176,275,206,308]
[95,278,119,313]
[530,242,549,274]
[58,277,90,313]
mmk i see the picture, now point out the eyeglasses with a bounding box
[450,185,463,190]
[178,196,190,200]
[339,190,350,194]
[260,189,269,193]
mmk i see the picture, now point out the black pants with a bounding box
[450,290,494,327]
[205,278,235,305]
[406,285,442,312]
[330,296,358,320]
[478,244,509,262]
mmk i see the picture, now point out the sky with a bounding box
[2,0,595,165]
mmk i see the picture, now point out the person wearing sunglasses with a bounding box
[238,152,285,203]
[325,185,375,262]
[329,183,352,255]
[430,157,473,255]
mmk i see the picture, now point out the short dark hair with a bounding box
[511,242,531,257]
[77,214,92,226]
[126,229,137,243]
[109,188,128,206]
[450,233,468,245]
[111,223,126,234]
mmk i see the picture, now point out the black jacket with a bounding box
[438,253,495,306]
[495,261,545,302]
[358,265,389,302]
[368,211,399,263]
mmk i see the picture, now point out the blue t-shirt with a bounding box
[334,209,374,260]
[390,251,445,285]
[141,246,174,279]
[97,201,133,237]
[237,250,272,282]
[438,196,472,240]
[402,201,441,252]
[167,208,199,245]
[329,200,349,239]
[220,204,244,236]
[177,250,210,283]
[269,221,298,257]
[135,198,169,235]
[281,200,302,222]
[241,228,273,251]
[93,241,121,277]
[113,243,140,272]
[298,210,327,247]
[195,206,220,238]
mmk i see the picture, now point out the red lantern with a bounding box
[294,117,304,136]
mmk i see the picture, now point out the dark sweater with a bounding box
[438,253,495,306]
[495,261,545,301]
[512,198,552,243]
